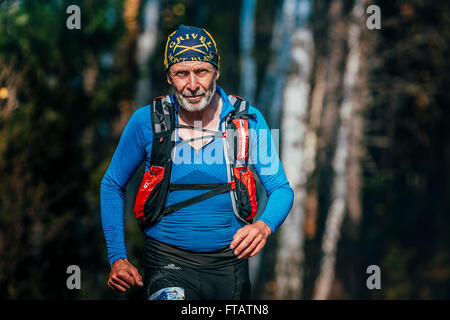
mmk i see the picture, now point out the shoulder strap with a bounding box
[226,95,256,122]
[224,95,256,165]
[150,96,176,166]
[222,95,259,224]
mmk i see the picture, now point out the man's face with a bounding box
[167,61,219,112]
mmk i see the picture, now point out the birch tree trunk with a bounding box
[239,0,257,103]
[135,0,160,106]
[313,0,365,300]
[273,0,313,299]
[257,0,297,127]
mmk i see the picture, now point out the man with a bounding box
[100,25,293,300]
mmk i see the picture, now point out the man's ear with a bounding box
[215,69,220,81]
[166,71,172,86]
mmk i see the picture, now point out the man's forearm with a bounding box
[256,183,294,233]
[100,177,128,265]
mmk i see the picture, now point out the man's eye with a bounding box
[196,69,210,75]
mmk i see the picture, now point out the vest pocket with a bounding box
[233,166,258,222]
[133,166,165,220]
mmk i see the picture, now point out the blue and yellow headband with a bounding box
[164,24,220,70]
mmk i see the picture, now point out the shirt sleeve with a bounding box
[100,106,152,265]
[248,106,294,233]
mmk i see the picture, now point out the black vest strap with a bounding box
[170,183,229,191]
[150,97,176,166]
[162,182,234,215]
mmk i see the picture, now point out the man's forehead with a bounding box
[170,61,214,71]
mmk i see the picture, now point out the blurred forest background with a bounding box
[1,0,449,299]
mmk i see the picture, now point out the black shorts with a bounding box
[143,236,251,300]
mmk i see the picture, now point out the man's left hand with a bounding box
[230,220,272,259]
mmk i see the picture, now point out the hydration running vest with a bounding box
[133,95,259,231]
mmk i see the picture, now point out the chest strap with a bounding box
[162,181,236,215]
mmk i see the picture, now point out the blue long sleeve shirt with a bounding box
[100,86,294,265]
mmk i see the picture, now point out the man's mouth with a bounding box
[183,94,204,102]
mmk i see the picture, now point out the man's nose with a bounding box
[186,73,199,91]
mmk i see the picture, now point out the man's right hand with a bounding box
[107,259,144,292]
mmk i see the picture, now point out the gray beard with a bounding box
[176,81,217,112]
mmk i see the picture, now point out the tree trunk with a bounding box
[257,0,297,127]
[313,0,365,300]
[303,59,325,239]
[239,0,257,104]
[273,0,313,299]
[135,0,160,107]
[346,7,371,236]
[317,0,346,156]
[112,0,141,137]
